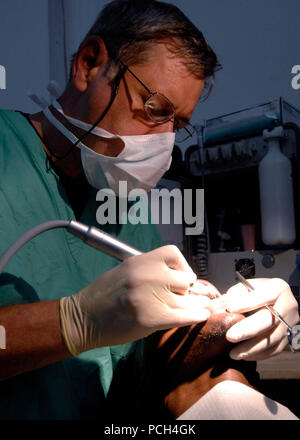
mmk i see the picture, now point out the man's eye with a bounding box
[144,93,175,123]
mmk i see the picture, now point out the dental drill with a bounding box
[0,220,142,274]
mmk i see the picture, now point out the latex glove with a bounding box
[189,279,221,299]
[223,278,299,361]
[59,245,211,356]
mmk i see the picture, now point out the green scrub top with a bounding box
[0,109,163,420]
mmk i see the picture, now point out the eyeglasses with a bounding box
[118,61,195,143]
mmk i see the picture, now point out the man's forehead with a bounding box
[134,42,199,82]
[132,43,205,118]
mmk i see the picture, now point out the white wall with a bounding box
[0,0,299,121]
[173,0,300,120]
[0,0,49,112]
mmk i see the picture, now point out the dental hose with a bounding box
[0,220,142,274]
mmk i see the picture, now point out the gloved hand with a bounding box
[59,245,212,356]
[223,278,299,361]
[189,279,221,299]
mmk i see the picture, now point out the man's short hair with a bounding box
[71,0,221,93]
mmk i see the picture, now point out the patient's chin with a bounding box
[182,311,245,365]
[154,310,245,381]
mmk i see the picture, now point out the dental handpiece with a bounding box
[0,221,202,295]
[0,220,143,274]
[67,220,143,261]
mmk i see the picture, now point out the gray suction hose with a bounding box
[0,220,142,274]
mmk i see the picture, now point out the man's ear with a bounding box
[71,36,110,92]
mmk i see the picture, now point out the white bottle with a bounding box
[259,127,296,246]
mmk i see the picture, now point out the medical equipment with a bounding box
[155,98,300,375]
[174,98,300,299]
[259,127,296,246]
[44,101,175,192]
[0,220,142,274]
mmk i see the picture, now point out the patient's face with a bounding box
[149,293,246,381]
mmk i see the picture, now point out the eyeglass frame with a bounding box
[118,60,195,143]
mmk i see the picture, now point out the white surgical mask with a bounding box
[43,101,175,194]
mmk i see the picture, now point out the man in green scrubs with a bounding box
[0,0,298,420]
[0,0,218,419]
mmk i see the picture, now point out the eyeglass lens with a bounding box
[144,92,194,143]
[144,93,174,123]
